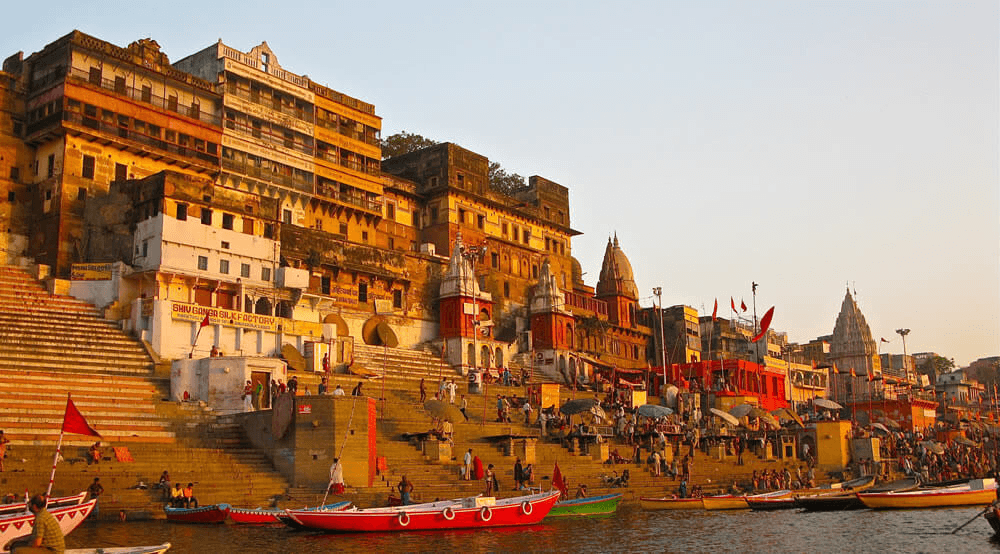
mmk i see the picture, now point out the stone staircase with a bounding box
[0,265,291,517]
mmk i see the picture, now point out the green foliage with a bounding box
[381,131,438,159]
[488,162,527,195]
[917,355,955,381]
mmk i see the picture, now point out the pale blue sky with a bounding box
[5,1,997,365]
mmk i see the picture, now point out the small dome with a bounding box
[570,256,584,285]
[596,234,638,300]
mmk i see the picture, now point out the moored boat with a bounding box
[745,490,795,511]
[0,498,96,550]
[0,491,88,517]
[701,494,749,510]
[794,476,877,511]
[546,493,622,518]
[639,497,703,510]
[857,479,998,509]
[66,544,172,554]
[984,503,1000,534]
[231,501,351,524]
[285,491,559,533]
[164,503,230,523]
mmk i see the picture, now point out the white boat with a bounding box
[0,491,88,517]
[66,544,171,554]
[0,498,96,551]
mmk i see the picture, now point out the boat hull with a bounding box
[286,492,559,533]
[0,491,88,517]
[858,486,998,509]
[232,502,350,524]
[66,544,172,554]
[639,497,703,510]
[164,504,230,523]
[0,499,96,549]
[547,493,622,517]
[746,497,797,511]
[701,495,749,510]
[985,506,1000,534]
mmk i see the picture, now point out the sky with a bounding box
[4,1,997,366]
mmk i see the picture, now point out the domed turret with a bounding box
[596,234,638,300]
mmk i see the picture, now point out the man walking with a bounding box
[463,449,473,480]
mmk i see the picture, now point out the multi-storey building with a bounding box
[642,304,701,365]
[0,60,31,262]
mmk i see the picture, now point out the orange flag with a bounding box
[62,396,101,438]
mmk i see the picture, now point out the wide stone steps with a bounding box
[0,353,152,373]
[0,315,134,336]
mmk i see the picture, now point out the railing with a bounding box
[563,289,608,316]
[62,111,218,165]
[224,118,314,157]
[67,67,221,126]
[221,158,314,194]
[315,181,382,213]
[225,86,314,123]
[314,117,380,147]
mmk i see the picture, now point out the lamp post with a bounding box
[653,287,666,390]
[896,328,911,384]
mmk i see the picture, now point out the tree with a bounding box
[381,131,438,159]
[488,162,526,195]
[917,355,955,383]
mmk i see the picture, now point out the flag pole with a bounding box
[45,395,73,504]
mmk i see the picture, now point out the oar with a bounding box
[951,505,991,534]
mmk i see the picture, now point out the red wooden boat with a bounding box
[0,491,88,517]
[0,498,96,549]
[285,491,560,533]
[163,503,230,523]
[229,501,351,524]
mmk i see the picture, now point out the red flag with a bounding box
[850,368,856,378]
[868,371,873,382]
[750,306,774,343]
[200,314,210,328]
[740,299,747,312]
[880,337,890,343]
[731,297,737,313]
[712,299,718,322]
[62,396,101,438]
[552,463,568,498]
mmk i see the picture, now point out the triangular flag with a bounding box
[740,299,747,312]
[730,297,737,313]
[750,306,774,343]
[62,396,102,438]
[552,463,568,498]
[880,337,890,343]
[200,313,211,328]
[868,371,873,382]
[712,299,718,322]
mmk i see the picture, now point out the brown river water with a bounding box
[64,505,998,553]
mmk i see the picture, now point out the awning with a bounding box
[578,354,614,370]
[362,316,398,347]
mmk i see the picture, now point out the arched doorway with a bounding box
[254,297,272,315]
[568,357,577,382]
[494,347,504,368]
[481,345,492,368]
[468,343,476,368]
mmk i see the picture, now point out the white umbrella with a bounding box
[729,403,756,419]
[637,404,674,418]
[870,422,891,434]
[710,408,739,426]
[813,398,843,410]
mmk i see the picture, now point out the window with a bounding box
[221,241,230,249]
[264,223,275,239]
[513,227,519,241]
[77,188,86,201]
[242,217,254,235]
[385,203,395,221]
[321,276,331,295]
[358,282,368,303]
[523,229,531,244]
[503,281,510,298]
[7,191,14,202]
[201,208,212,225]
[141,85,151,103]
[190,101,200,120]
[491,252,499,269]
[81,155,95,179]
[114,163,127,182]
[114,76,126,94]
[501,222,508,236]
[9,167,18,181]
[388,237,395,250]
[429,206,438,223]
[545,237,550,251]
[176,203,188,221]
[167,95,178,112]
[339,222,348,236]
[361,231,368,243]
[220,259,230,274]
[261,267,271,281]
[197,256,208,270]
[88,67,101,85]
[477,214,485,230]
[282,209,292,224]
[47,154,55,178]
[458,208,466,225]
[393,289,402,309]
[141,240,148,257]
[241,263,251,278]
[222,213,234,230]
[457,173,465,186]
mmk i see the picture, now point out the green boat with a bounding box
[546,493,623,517]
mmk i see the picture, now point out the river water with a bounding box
[65,505,998,553]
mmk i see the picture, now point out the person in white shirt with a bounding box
[463,449,473,480]
[332,384,346,397]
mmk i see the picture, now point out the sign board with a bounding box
[170,302,276,331]
[71,263,112,281]
[297,404,312,415]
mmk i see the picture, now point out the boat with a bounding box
[0,491,88,516]
[66,544,172,554]
[638,497,703,510]
[230,501,351,524]
[857,478,998,509]
[701,494,749,510]
[546,493,623,517]
[163,503,231,523]
[284,491,560,533]
[985,503,1000,534]
[794,476,877,511]
[745,490,796,511]
[0,499,96,550]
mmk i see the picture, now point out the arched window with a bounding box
[566,323,574,349]
[254,297,272,315]
[495,347,504,368]
[277,300,293,319]
[468,343,476,368]
[481,345,492,368]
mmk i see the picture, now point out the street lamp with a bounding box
[896,328,911,383]
[653,287,666,388]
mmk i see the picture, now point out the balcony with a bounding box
[315,181,382,214]
[225,86,314,123]
[67,67,221,127]
[221,158,313,194]
[563,289,608,316]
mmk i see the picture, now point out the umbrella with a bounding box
[880,418,901,430]
[772,408,804,428]
[870,422,891,434]
[423,399,464,423]
[756,413,781,429]
[729,403,756,419]
[813,398,843,410]
[954,436,977,447]
[560,398,599,415]
[588,404,608,422]
[921,440,945,455]
[710,408,739,426]
[637,404,674,418]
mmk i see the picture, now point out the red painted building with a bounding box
[668,359,789,411]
